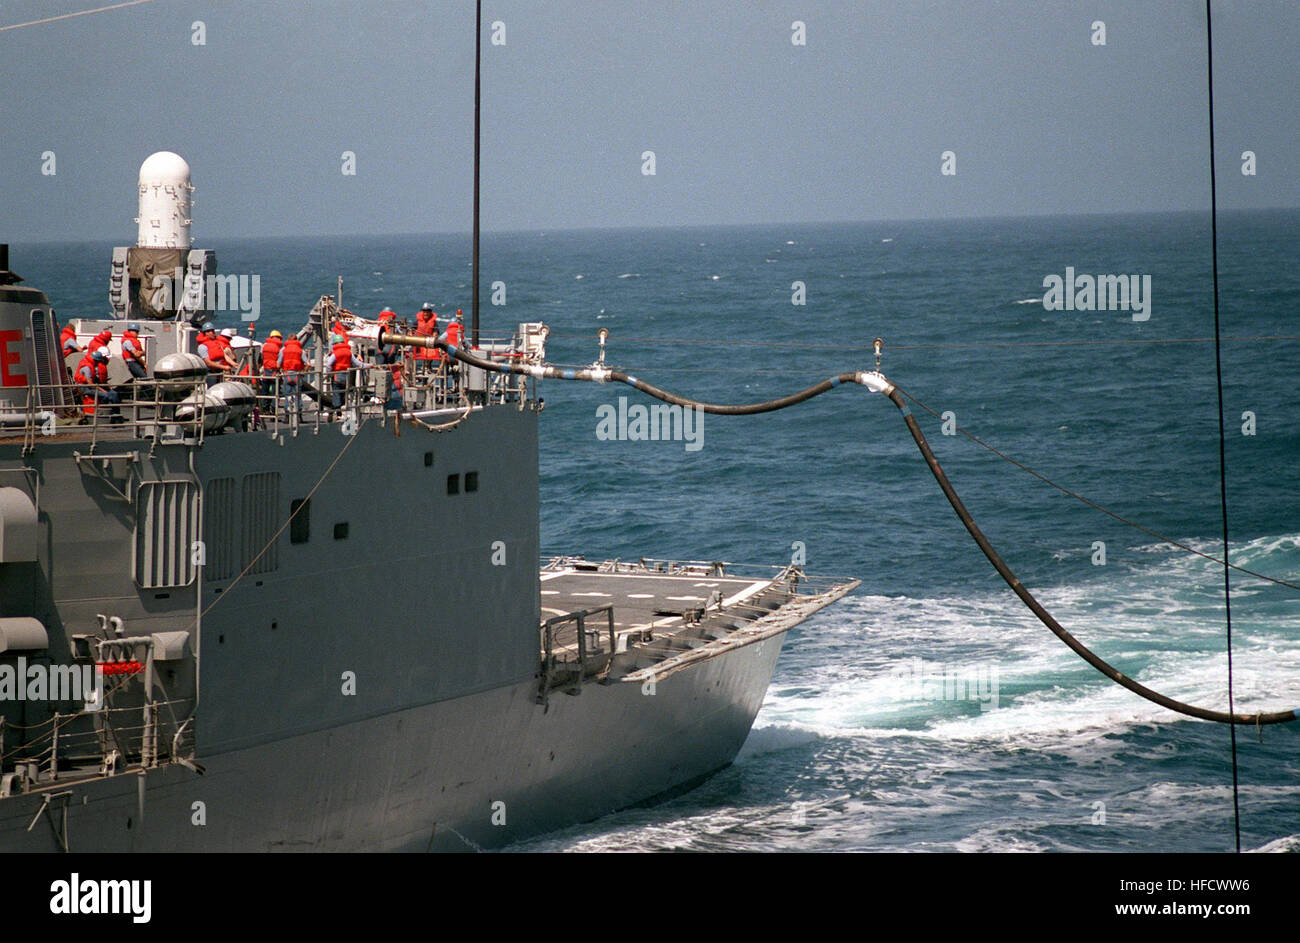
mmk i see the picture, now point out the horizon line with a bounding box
[9,204,1299,247]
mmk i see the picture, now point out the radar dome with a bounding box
[136,151,193,249]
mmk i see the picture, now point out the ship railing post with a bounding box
[538,620,554,706]
[150,380,160,444]
[574,612,586,693]
[606,607,615,662]
[22,385,34,454]
[142,642,155,767]
[50,711,60,778]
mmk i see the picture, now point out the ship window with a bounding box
[333,522,348,540]
[290,498,310,543]
[423,451,434,467]
[465,471,478,493]
[447,474,460,495]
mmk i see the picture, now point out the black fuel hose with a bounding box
[379,331,1297,726]
[882,382,1295,727]
[379,332,856,414]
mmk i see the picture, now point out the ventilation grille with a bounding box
[29,309,58,407]
[203,477,237,580]
[134,481,200,588]
[241,472,280,575]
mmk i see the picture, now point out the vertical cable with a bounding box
[1204,0,1242,853]
[472,0,482,347]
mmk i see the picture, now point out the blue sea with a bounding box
[15,210,1300,852]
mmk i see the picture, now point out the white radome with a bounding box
[136,151,193,248]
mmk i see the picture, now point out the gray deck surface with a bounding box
[539,568,772,632]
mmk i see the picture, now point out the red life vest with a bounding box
[262,337,282,371]
[281,339,305,372]
[60,324,79,351]
[445,321,464,349]
[197,334,224,371]
[120,330,141,363]
[75,355,109,414]
[74,354,107,385]
[87,331,112,355]
[331,341,353,371]
[415,312,438,360]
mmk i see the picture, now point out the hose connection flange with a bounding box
[856,371,894,394]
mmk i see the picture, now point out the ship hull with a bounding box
[0,628,784,851]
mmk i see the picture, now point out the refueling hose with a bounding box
[379,331,1298,726]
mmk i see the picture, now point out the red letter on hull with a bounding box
[0,330,27,387]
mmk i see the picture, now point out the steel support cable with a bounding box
[380,331,1299,726]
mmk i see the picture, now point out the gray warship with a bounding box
[0,152,857,852]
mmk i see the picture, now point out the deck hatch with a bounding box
[133,480,200,588]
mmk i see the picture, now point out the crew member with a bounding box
[438,309,466,390]
[120,322,147,380]
[414,302,438,362]
[376,310,403,406]
[86,328,113,356]
[197,323,227,372]
[280,332,306,412]
[73,348,119,418]
[218,327,241,373]
[58,322,81,383]
[60,322,81,358]
[324,332,366,411]
[443,308,465,350]
[260,329,284,394]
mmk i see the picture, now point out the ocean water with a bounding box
[15,210,1300,852]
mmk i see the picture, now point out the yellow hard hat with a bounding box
[269,330,282,338]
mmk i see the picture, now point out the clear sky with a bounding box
[1,0,1296,240]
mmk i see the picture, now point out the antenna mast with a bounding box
[472,0,482,346]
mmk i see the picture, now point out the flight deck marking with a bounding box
[720,580,771,609]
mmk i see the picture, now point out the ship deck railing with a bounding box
[0,342,535,452]
[538,605,617,702]
[0,697,197,800]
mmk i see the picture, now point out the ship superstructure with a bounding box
[0,155,856,851]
